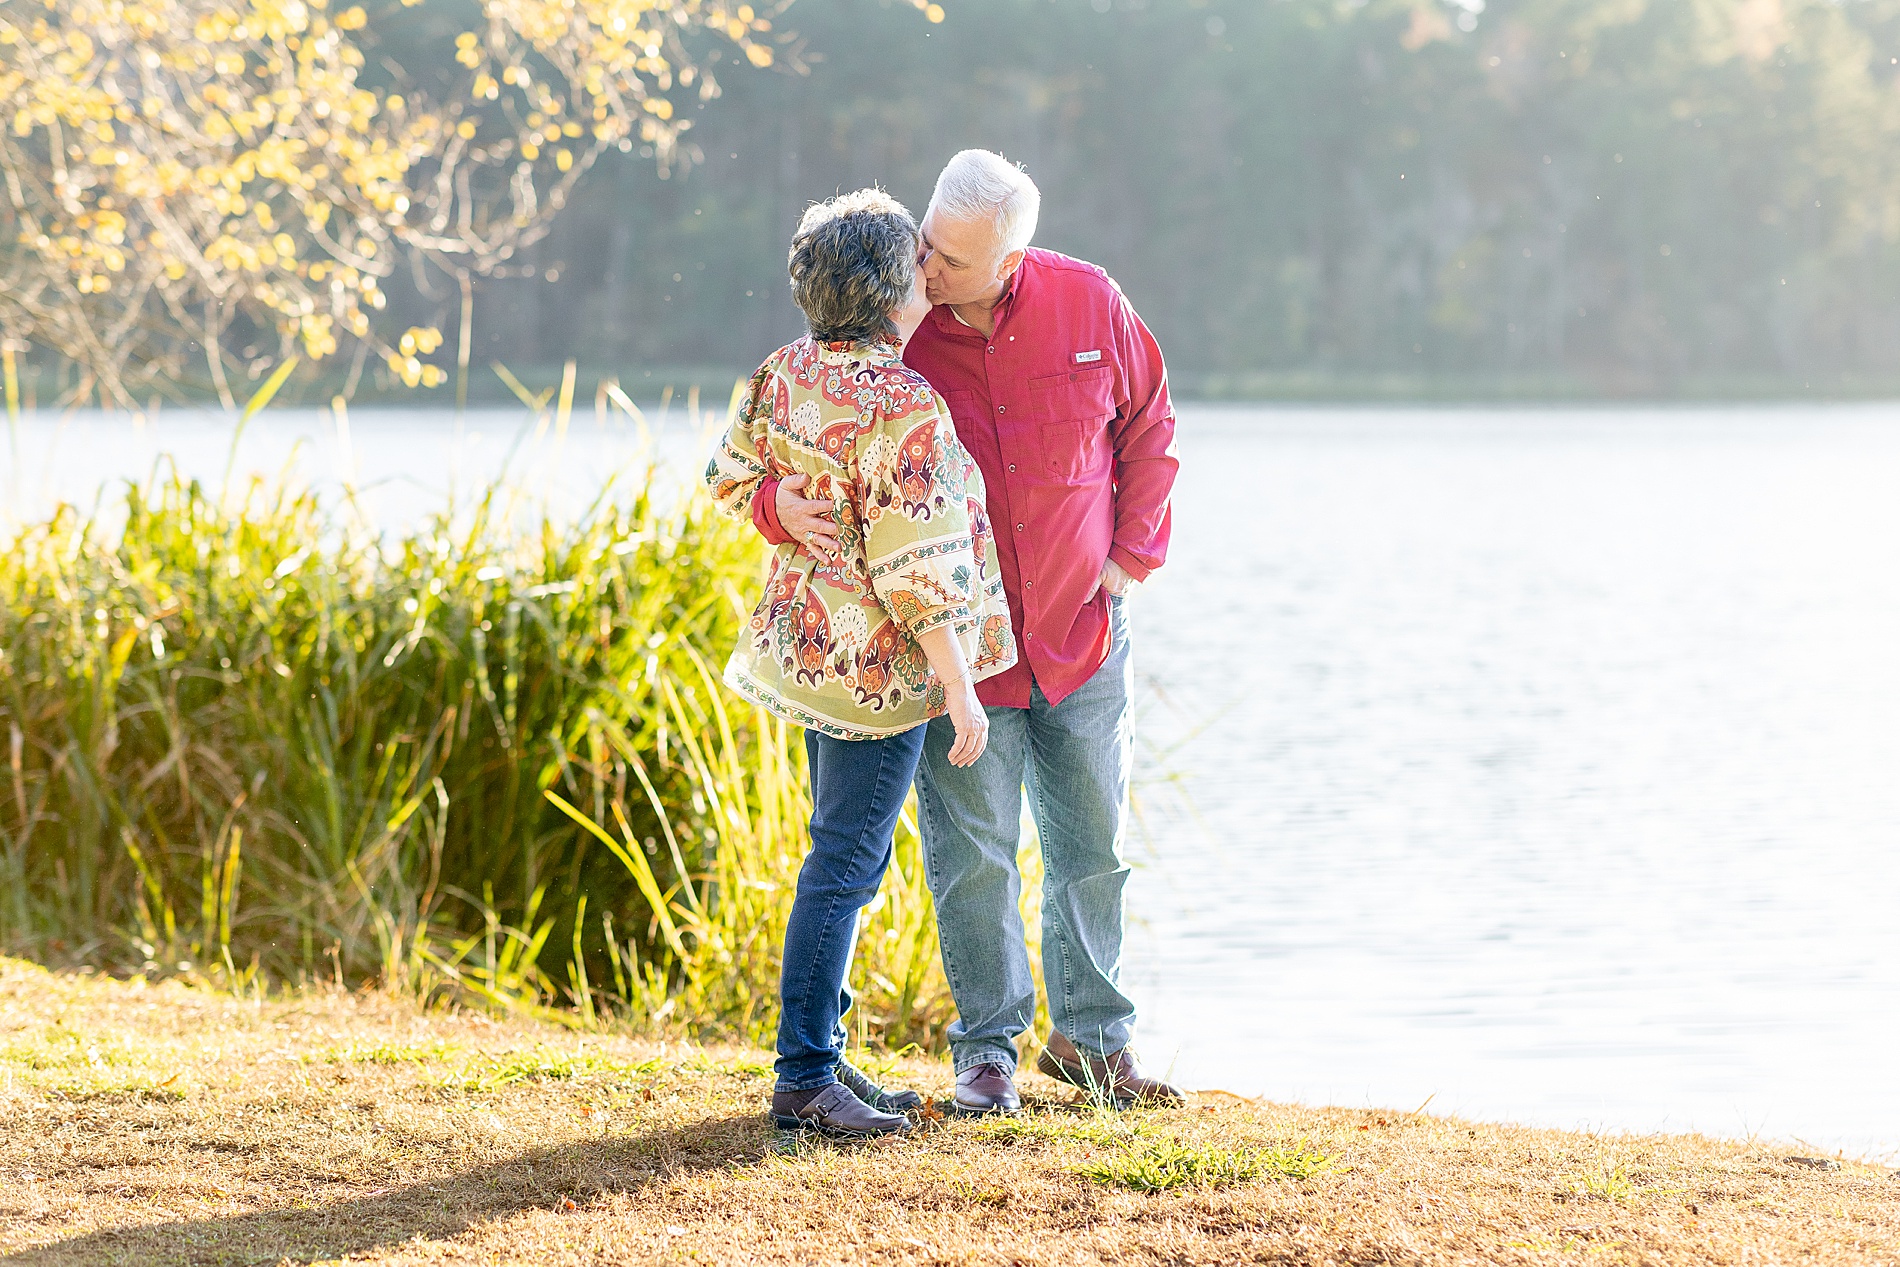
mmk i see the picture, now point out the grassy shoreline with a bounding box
[2,957,1894,1266]
[0,453,961,1053]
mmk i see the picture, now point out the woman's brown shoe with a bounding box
[1035,1031,1184,1107]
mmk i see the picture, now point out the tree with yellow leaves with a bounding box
[0,0,794,408]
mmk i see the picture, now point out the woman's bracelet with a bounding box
[940,671,970,689]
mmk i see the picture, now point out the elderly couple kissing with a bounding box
[704,149,1181,1137]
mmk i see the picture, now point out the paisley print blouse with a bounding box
[705,336,1017,740]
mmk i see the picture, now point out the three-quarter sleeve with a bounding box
[704,366,774,520]
[858,397,980,638]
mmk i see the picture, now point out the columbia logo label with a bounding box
[1074,350,1102,363]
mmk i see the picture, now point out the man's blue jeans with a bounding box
[916,595,1137,1074]
[775,724,927,1092]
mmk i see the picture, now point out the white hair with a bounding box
[927,149,1041,256]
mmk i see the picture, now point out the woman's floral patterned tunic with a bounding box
[705,336,1016,740]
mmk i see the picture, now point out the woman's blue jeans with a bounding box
[775,724,927,1092]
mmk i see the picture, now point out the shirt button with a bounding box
[1015,523,1024,532]
[987,346,995,355]
[1008,463,1016,472]
[1025,580,1033,588]
[997,405,1006,414]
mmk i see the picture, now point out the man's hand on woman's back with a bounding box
[776,473,842,560]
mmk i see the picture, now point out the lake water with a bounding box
[1127,405,1900,1163]
[6,401,1898,1159]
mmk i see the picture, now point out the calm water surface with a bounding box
[7,402,1897,1157]
[1126,406,1900,1161]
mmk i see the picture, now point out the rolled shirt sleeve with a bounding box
[1106,288,1180,583]
[751,474,795,545]
[860,401,980,638]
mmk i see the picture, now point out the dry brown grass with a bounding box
[1,956,1894,1267]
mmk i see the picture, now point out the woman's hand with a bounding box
[942,675,989,767]
[912,625,985,765]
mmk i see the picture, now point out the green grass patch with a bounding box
[947,1178,1013,1207]
[1,1030,137,1071]
[1565,1158,1637,1202]
[0,1025,183,1099]
[47,1074,188,1104]
[974,1110,1144,1149]
[1075,1137,1336,1192]
[1560,1157,1681,1203]
[687,1054,774,1079]
[311,1039,464,1066]
[438,1046,665,1092]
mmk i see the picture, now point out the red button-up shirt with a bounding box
[755,248,1179,708]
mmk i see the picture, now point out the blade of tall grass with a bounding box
[219,356,299,501]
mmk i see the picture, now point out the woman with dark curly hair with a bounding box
[706,188,1015,1137]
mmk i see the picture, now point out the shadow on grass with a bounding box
[2,1113,770,1267]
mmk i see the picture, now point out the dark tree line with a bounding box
[377,0,1900,396]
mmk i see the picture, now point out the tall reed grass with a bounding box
[0,382,960,1050]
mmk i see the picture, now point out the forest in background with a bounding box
[460,0,1900,399]
[7,0,1900,402]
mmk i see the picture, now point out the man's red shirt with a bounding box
[755,248,1179,707]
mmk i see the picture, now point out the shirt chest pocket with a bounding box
[1029,366,1115,482]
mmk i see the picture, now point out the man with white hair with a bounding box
[758,149,1181,1114]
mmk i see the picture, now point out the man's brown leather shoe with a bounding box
[1036,1031,1184,1107]
[950,1062,1021,1115]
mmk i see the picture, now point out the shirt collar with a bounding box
[815,334,904,365]
[998,257,1027,305]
